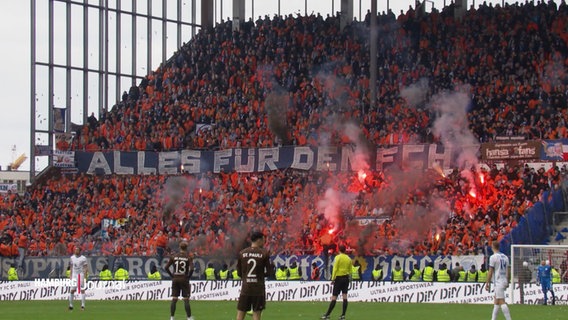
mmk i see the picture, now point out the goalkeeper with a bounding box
[537,260,556,305]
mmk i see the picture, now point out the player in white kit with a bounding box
[485,241,512,320]
[69,247,88,311]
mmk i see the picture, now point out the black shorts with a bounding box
[332,276,350,296]
[172,277,190,298]
[237,294,266,312]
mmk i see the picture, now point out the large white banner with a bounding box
[1,281,567,305]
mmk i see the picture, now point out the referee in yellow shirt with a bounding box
[321,245,352,320]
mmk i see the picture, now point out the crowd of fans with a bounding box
[2,1,568,259]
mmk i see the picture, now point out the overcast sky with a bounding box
[0,0,535,172]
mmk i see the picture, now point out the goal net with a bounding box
[510,244,568,304]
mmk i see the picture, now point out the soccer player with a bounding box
[236,231,272,320]
[537,259,556,305]
[164,241,194,320]
[69,247,88,311]
[485,241,511,320]
[321,245,352,320]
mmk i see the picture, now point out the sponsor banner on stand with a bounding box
[481,141,541,160]
[53,150,75,168]
[0,183,17,193]
[1,280,567,304]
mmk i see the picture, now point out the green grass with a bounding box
[2,300,567,320]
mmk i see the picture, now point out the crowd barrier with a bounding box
[1,280,566,305]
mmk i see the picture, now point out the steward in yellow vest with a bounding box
[466,265,478,282]
[114,264,130,280]
[351,260,362,280]
[99,264,113,280]
[409,264,421,281]
[458,269,467,282]
[288,262,302,280]
[437,263,451,282]
[219,264,229,280]
[8,264,18,281]
[422,263,435,281]
[147,264,161,280]
[552,267,561,284]
[391,261,405,282]
[276,266,288,280]
[477,264,488,283]
[231,269,241,280]
[205,263,216,280]
[372,265,383,281]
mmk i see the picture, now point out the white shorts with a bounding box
[70,273,86,293]
[494,284,506,299]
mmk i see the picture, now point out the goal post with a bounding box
[510,244,568,304]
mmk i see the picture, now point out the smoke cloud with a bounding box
[265,90,291,145]
[162,176,197,222]
[400,78,429,108]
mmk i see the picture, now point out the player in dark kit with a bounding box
[164,241,194,320]
[236,231,273,320]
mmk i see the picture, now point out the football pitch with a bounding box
[2,301,567,320]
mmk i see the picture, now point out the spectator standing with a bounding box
[311,262,321,280]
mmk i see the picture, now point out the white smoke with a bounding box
[400,78,429,108]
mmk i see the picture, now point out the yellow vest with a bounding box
[288,267,301,280]
[351,266,361,280]
[437,269,450,282]
[66,269,71,278]
[392,269,404,282]
[276,268,288,280]
[477,270,488,283]
[372,269,383,281]
[232,270,240,280]
[99,269,113,280]
[552,268,561,284]
[8,267,18,281]
[205,267,216,280]
[115,268,129,280]
[467,271,477,282]
[148,271,161,280]
[423,266,434,281]
[410,269,421,281]
[458,270,466,282]
[219,270,229,280]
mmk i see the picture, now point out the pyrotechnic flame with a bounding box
[432,162,445,178]
[469,190,476,198]
[479,173,485,184]
[358,170,367,182]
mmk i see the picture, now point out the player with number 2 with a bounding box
[236,231,273,320]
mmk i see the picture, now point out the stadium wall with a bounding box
[1,254,484,282]
[1,280,566,304]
